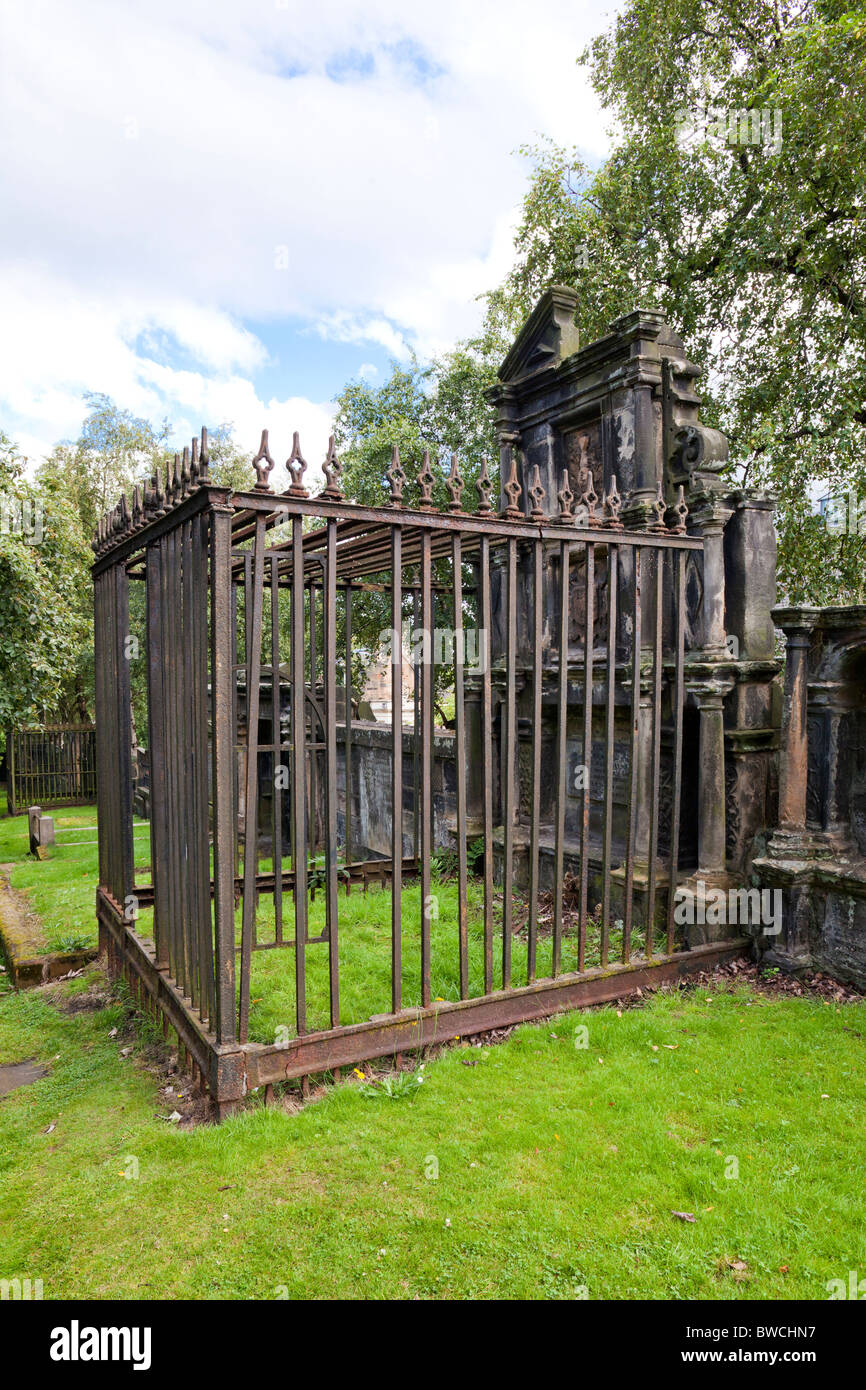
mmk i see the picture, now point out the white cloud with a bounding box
[0,268,332,470]
[0,0,613,460]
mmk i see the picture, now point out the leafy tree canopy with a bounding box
[346,0,866,605]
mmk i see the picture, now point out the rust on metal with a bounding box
[92,423,708,1117]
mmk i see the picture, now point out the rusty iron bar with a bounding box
[419,527,433,1008]
[601,543,618,967]
[270,553,284,945]
[453,531,469,998]
[291,512,309,1034]
[238,516,266,1042]
[527,537,542,983]
[578,541,595,972]
[92,441,705,1117]
[623,547,642,963]
[479,537,494,995]
[502,536,517,989]
[344,582,353,867]
[667,550,687,954]
[210,501,236,1043]
[391,525,403,1013]
[553,539,570,977]
[645,549,665,957]
[325,519,340,1027]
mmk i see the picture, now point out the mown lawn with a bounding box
[0,796,663,1040]
[0,795,151,954]
[0,962,863,1300]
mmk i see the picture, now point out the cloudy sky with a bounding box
[0,0,614,474]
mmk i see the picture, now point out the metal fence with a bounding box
[93,432,745,1117]
[6,725,97,814]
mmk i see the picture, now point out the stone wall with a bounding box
[335,721,457,860]
[481,288,781,918]
[754,607,866,988]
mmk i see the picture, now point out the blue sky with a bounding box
[0,0,612,481]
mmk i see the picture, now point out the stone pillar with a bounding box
[774,608,819,836]
[724,491,777,659]
[464,676,483,822]
[688,678,735,874]
[689,495,733,656]
[806,680,855,856]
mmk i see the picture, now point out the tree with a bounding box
[333,352,499,697]
[39,392,169,539]
[0,432,89,731]
[483,0,866,602]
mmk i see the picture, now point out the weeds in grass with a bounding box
[356,1064,426,1100]
[54,931,93,954]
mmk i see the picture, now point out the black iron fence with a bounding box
[92,432,744,1117]
[6,725,97,814]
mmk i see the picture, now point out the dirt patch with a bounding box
[0,1058,49,1096]
[0,870,98,987]
[687,955,864,1003]
[0,869,48,956]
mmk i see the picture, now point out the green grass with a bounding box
[0,797,649,1035]
[1,792,863,1299]
[0,965,864,1300]
[0,794,150,953]
[244,878,643,1044]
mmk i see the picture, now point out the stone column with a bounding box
[689,494,734,656]
[774,608,819,835]
[723,491,777,659]
[687,677,735,874]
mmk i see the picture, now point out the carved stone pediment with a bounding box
[497,286,581,384]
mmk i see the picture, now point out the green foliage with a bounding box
[492,0,866,601]
[357,1064,426,1100]
[340,2,866,607]
[0,965,864,1298]
[2,400,258,727]
[0,433,89,727]
[333,352,498,695]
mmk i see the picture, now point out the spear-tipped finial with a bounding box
[387,445,406,507]
[154,470,166,516]
[131,484,143,529]
[476,455,493,514]
[528,464,546,522]
[603,474,624,530]
[286,431,309,497]
[500,448,522,520]
[416,450,435,510]
[170,453,182,503]
[199,426,210,483]
[189,437,200,487]
[649,479,668,534]
[670,483,689,534]
[252,429,275,491]
[180,446,191,498]
[576,435,599,526]
[320,435,344,501]
[446,453,465,512]
[557,469,575,522]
